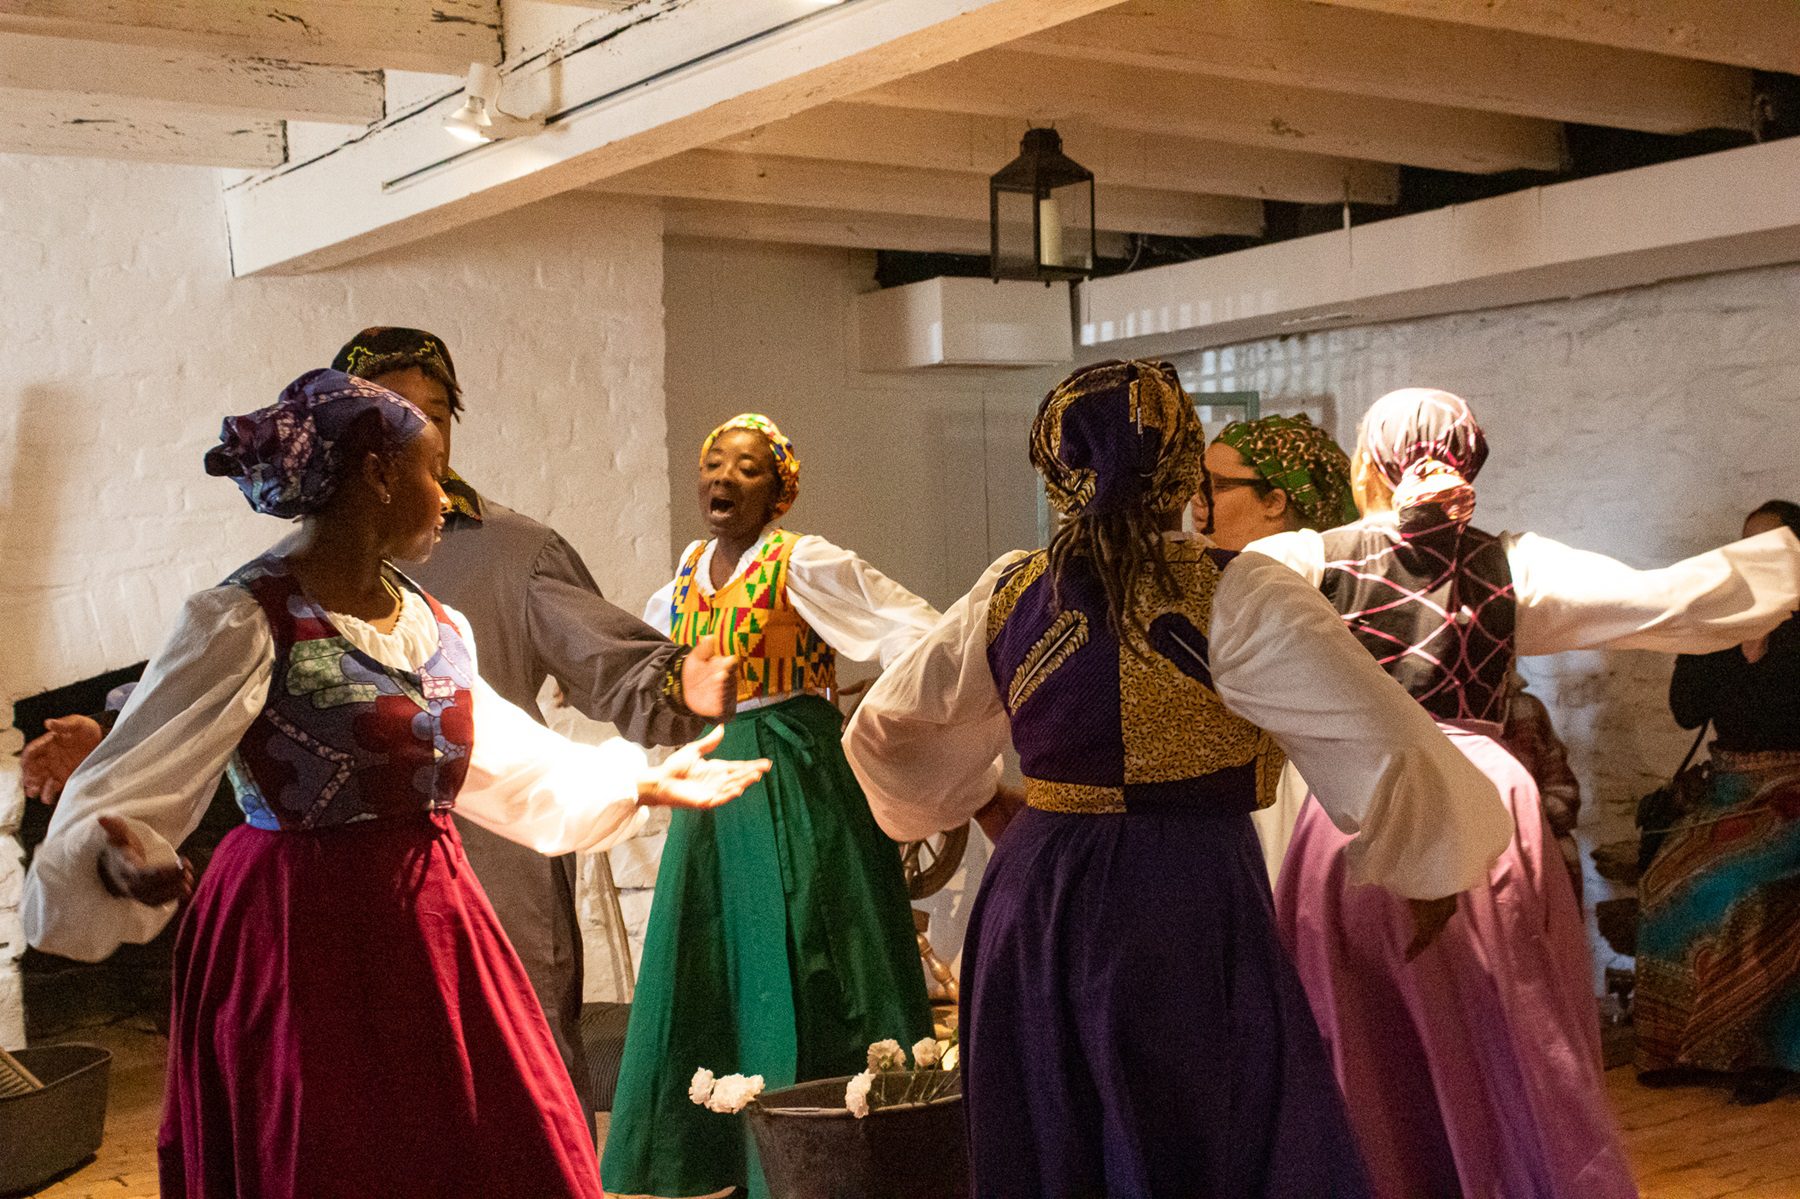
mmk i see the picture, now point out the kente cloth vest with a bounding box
[984,543,1284,815]
[222,557,476,831]
[668,529,838,706]
[1318,517,1517,726]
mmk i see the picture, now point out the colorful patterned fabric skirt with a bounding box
[159,812,602,1199]
[601,695,932,1199]
[961,802,1371,1198]
[1276,726,1634,1199]
[1636,747,1800,1074]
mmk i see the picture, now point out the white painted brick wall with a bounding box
[0,154,673,1041]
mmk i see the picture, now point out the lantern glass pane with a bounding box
[993,187,1039,278]
[1045,177,1094,273]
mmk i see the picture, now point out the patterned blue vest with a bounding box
[222,557,477,831]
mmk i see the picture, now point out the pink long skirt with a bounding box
[158,812,603,1199]
[1276,727,1636,1199]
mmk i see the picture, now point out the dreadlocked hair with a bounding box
[1044,503,1182,652]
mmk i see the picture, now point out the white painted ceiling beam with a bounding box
[0,91,285,168]
[855,48,1568,174]
[1024,0,1752,135]
[659,197,1133,257]
[713,103,1400,205]
[0,1,500,74]
[1310,0,1800,74]
[222,0,1127,275]
[0,33,385,124]
[591,149,1265,238]
[1077,135,1800,355]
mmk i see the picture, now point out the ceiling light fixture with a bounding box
[444,62,544,144]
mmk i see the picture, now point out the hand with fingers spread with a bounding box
[1405,894,1460,962]
[679,642,739,721]
[96,814,194,906]
[22,714,104,805]
[636,727,768,810]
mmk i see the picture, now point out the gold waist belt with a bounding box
[1024,777,1126,815]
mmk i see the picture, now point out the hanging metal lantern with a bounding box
[989,127,1096,283]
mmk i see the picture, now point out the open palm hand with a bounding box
[639,727,769,810]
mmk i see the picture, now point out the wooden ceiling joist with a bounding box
[1024,0,1753,135]
[713,103,1400,205]
[0,0,501,74]
[591,149,1267,239]
[0,90,285,168]
[856,48,1568,175]
[660,197,1133,257]
[1311,0,1800,75]
[0,33,385,124]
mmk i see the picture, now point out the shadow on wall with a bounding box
[0,384,83,703]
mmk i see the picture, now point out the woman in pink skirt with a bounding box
[22,369,766,1199]
[1251,387,1800,1198]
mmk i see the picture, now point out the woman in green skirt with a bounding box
[603,414,937,1199]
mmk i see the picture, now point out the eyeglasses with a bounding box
[1208,474,1272,493]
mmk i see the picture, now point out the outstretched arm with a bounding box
[1510,527,1800,656]
[24,588,269,962]
[527,532,713,747]
[1210,552,1513,900]
[844,555,1014,844]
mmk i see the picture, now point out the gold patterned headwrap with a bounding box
[1030,360,1204,518]
[700,413,801,520]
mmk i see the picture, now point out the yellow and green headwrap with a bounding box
[1214,413,1358,530]
[700,413,801,520]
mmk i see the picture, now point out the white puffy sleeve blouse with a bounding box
[24,582,654,962]
[843,547,1515,900]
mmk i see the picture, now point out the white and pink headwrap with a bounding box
[1357,387,1487,526]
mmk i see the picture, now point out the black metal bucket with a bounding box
[745,1072,968,1199]
[0,1042,113,1196]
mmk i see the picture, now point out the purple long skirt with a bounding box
[1276,727,1636,1199]
[960,804,1372,1198]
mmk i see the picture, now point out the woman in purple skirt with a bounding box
[845,360,1513,1198]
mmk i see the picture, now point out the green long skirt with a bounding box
[601,695,932,1199]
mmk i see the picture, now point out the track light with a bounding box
[444,62,543,144]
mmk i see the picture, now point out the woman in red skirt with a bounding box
[22,369,767,1199]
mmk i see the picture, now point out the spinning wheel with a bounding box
[901,823,970,901]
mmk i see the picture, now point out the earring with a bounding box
[381,492,392,505]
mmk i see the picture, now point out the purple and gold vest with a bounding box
[985,542,1283,815]
[222,557,476,831]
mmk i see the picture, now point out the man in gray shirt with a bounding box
[333,327,732,1113]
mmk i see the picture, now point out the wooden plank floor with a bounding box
[20,1023,1800,1197]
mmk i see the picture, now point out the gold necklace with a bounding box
[380,572,404,610]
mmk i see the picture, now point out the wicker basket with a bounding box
[0,1043,112,1196]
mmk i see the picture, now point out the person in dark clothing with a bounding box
[1638,500,1800,1105]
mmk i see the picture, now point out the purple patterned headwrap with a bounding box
[1030,359,1204,518]
[204,369,428,518]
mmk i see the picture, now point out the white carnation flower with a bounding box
[867,1039,906,1073]
[688,1068,716,1106]
[912,1037,941,1069]
[705,1072,766,1114]
[845,1070,875,1119]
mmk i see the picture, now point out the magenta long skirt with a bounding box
[158,812,602,1199]
[1276,727,1636,1199]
